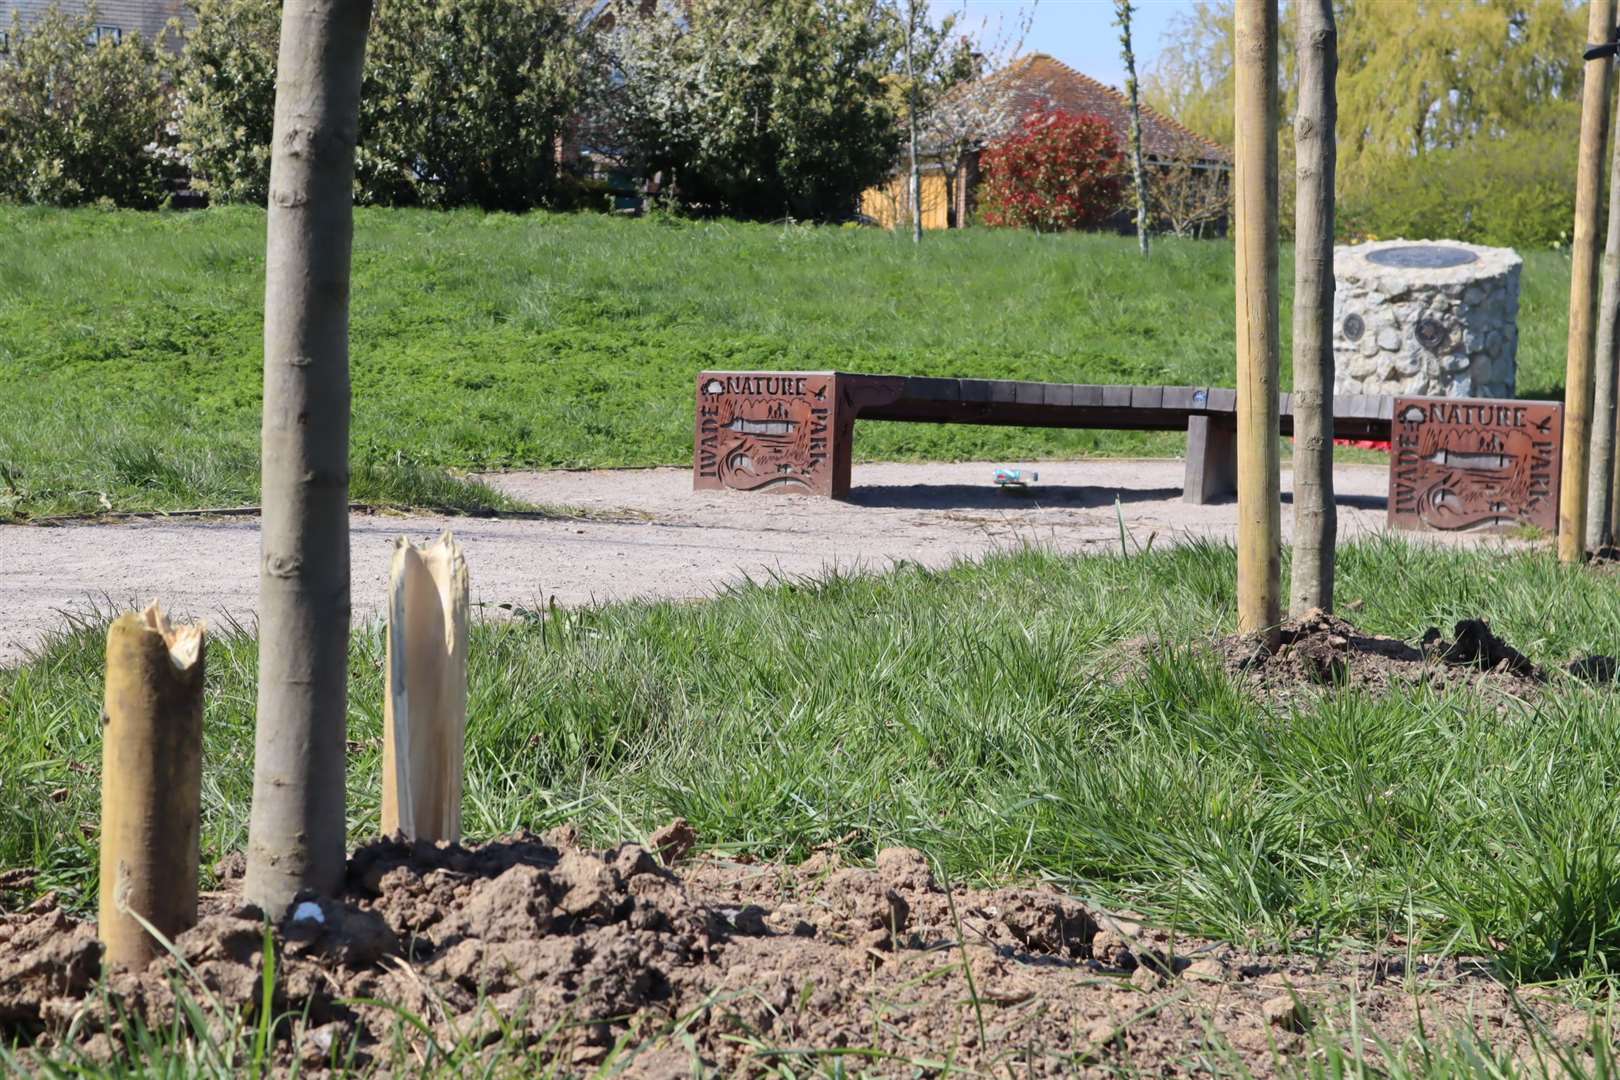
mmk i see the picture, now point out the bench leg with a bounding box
[1184,414,1237,504]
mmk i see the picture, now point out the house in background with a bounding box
[862,53,1231,232]
[1,0,193,51]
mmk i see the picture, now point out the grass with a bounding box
[7,539,1620,1072]
[6,538,1620,985]
[0,205,1575,519]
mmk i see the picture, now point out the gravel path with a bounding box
[1,459,1458,667]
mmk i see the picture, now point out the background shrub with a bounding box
[172,0,278,204]
[978,111,1124,232]
[174,0,591,210]
[0,4,175,208]
[1336,119,1578,249]
[598,0,900,221]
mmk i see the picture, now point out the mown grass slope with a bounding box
[6,539,1620,986]
[0,206,1573,518]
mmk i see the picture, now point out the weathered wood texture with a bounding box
[99,605,204,970]
[382,533,470,845]
[1559,0,1617,562]
[1289,0,1337,613]
[1233,0,1282,638]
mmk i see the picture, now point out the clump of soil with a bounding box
[0,827,1600,1076]
[1219,609,1549,697]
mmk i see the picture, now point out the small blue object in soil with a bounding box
[994,468,1037,486]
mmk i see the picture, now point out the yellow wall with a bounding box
[860,171,951,230]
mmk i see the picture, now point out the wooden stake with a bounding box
[381,532,469,844]
[1289,0,1337,614]
[1234,0,1281,641]
[99,604,205,970]
[1559,0,1617,563]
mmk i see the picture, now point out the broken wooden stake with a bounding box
[382,532,469,844]
[98,604,205,970]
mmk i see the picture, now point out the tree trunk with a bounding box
[906,4,921,244]
[382,533,470,845]
[99,605,205,970]
[1116,0,1150,258]
[1590,86,1620,552]
[1234,0,1281,643]
[244,0,372,918]
[1559,0,1616,563]
[1288,0,1336,614]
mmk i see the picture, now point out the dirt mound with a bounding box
[1218,609,1550,696]
[0,828,1599,1075]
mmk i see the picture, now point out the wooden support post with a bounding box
[1184,414,1237,504]
[1234,0,1282,641]
[1560,0,1617,563]
[382,532,469,844]
[99,604,205,970]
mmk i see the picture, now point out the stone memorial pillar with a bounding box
[1333,240,1522,400]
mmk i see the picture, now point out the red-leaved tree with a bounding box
[979,111,1125,231]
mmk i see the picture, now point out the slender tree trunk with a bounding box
[1289,0,1336,614]
[907,3,921,244]
[1559,0,1616,563]
[244,0,372,918]
[1116,0,1150,257]
[1589,79,1620,552]
[1234,0,1280,643]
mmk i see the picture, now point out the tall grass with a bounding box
[5,539,1620,986]
[0,206,1575,518]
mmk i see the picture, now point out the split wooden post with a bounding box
[1559,0,1617,563]
[381,532,469,844]
[1234,0,1281,642]
[99,604,205,970]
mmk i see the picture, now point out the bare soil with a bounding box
[0,826,1600,1076]
[1211,609,1600,700]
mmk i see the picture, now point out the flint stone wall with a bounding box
[1333,240,1522,400]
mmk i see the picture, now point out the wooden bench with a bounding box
[693,371,1395,503]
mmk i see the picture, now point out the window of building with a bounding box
[0,30,9,54]
[93,24,123,45]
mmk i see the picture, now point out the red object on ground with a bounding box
[1335,437,1390,452]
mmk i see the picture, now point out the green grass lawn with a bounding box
[0,206,1574,519]
[7,539,1620,990]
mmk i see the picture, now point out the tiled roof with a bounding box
[948,53,1231,165]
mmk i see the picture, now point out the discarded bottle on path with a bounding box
[994,468,1037,486]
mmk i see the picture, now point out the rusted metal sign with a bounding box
[1388,397,1561,532]
[693,372,848,496]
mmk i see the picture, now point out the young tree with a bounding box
[1558,0,1617,564]
[1288,0,1336,614]
[244,0,372,918]
[1148,151,1230,237]
[1588,78,1620,552]
[1114,0,1150,257]
[1233,0,1280,642]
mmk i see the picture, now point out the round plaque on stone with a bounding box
[1364,244,1479,270]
